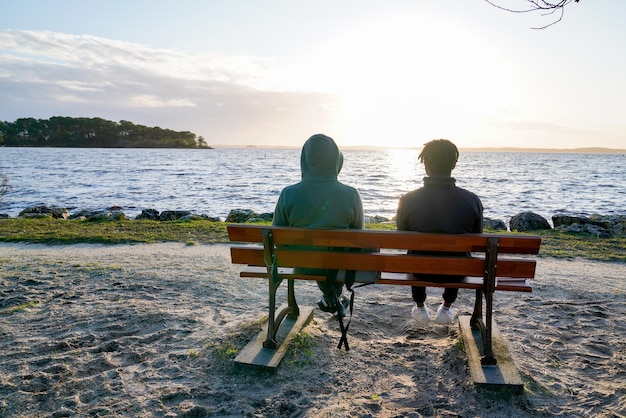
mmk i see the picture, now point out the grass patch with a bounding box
[2,301,39,315]
[286,330,314,367]
[533,229,625,262]
[208,340,239,361]
[0,218,229,244]
[0,218,624,262]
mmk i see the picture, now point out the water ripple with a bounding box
[1,148,625,225]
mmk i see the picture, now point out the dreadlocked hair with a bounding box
[418,139,459,176]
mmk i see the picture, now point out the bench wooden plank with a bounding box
[238,266,533,292]
[230,246,537,278]
[459,315,523,389]
[227,224,541,254]
[234,305,314,369]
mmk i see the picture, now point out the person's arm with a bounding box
[396,196,407,231]
[352,192,365,229]
[272,191,288,226]
[474,198,484,233]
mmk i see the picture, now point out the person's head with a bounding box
[418,139,459,176]
[300,133,343,180]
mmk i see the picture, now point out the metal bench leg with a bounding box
[264,274,281,349]
[480,237,499,366]
[261,229,301,349]
[470,289,483,330]
[287,278,299,318]
[482,287,496,365]
[262,229,281,348]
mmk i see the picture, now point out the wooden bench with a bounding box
[228,224,541,369]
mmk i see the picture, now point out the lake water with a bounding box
[1,147,624,226]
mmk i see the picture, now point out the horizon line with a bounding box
[210,145,626,154]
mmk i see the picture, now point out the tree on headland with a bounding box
[197,136,209,149]
[485,0,580,29]
[0,117,212,149]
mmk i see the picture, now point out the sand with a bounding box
[0,242,624,417]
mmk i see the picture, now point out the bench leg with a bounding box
[470,289,483,329]
[481,288,497,365]
[263,278,301,349]
[263,274,282,349]
[469,288,498,365]
[470,289,494,364]
[287,278,299,318]
[260,228,302,349]
[478,237,499,365]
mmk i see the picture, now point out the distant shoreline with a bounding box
[3,144,624,153]
[212,144,626,154]
[461,147,626,154]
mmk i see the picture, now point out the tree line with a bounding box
[0,117,210,149]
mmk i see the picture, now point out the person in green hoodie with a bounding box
[273,133,364,315]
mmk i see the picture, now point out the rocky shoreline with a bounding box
[2,205,625,237]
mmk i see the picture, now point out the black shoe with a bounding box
[317,297,337,313]
[336,296,350,318]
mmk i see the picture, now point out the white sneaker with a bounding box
[411,304,431,324]
[434,304,455,325]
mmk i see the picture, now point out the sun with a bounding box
[290,14,519,148]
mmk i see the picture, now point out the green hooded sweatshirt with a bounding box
[273,134,364,229]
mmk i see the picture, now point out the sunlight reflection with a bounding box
[384,148,422,183]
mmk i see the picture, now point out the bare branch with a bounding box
[485,0,580,29]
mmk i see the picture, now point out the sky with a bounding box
[1,0,625,149]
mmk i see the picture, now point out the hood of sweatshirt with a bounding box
[300,134,343,181]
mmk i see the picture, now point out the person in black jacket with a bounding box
[396,139,483,325]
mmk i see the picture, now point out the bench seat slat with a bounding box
[227,224,541,255]
[238,266,532,292]
[230,246,537,278]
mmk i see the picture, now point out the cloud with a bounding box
[0,30,338,145]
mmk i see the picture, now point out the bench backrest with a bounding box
[228,224,541,279]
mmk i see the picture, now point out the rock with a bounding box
[110,211,126,221]
[159,210,192,221]
[581,224,611,238]
[366,215,391,224]
[510,211,551,232]
[558,222,584,233]
[557,222,610,238]
[553,213,624,237]
[552,214,604,228]
[590,214,626,237]
[68,209,95,220]
[483,217,507,231]
[258,212,274,222]
[88,212,113,221]
[135,209,160,220]
[19,205,68,219]
[225,209,259,223]
[68,209,126,221]
[179,213,221,222]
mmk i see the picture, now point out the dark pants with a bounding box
[318,279,343,301]
[411,274,464,305]
[296,267,343,302]
[411,286,458,305]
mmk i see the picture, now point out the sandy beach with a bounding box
[0,242,624,417]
